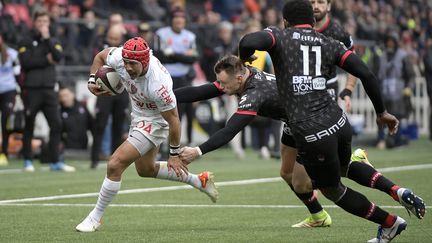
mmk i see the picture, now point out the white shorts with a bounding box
[129,120,169,147]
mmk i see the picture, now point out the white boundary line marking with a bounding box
[0,203,430,209]
[0,163,431,205]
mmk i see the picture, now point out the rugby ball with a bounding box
[95,65,124,95]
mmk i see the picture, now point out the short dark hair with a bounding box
[214,55,245,76]
[283,0,315,27]
[33,10,50,21]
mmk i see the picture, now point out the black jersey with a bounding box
[317,18,353,51]
[228,67,287,122]
[316,18,354,84]
[174,67,288,154]
[176,67,287,121]
[263,25,353,123]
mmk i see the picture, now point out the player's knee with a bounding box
[292,179,313,193]
[136,163,156,177]
[319,183,346,202]
[106,155,124,177]
[280,168,293,184]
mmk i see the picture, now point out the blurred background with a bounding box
[0,0,431,167]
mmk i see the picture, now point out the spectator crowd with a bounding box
[0,0,431,168]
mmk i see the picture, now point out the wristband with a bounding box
[88,74,96,84]
[169,145,180,156]
[339,88,352,99]
[195,147,203,157]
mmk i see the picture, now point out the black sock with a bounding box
[335,187,393,225]
[347,162,397,196]
[289,184,323,214]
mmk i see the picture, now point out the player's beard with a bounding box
[314,11,327,22]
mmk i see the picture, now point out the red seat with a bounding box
[68,5,81,18]
[15,4,32,27]
[3,4,20,25]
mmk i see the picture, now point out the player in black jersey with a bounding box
[280,0,360,228]
[175,55,332,227]
[310,0,357,111]
[174,54,423,232]
[238,1,426,242]
[175,55,285,159]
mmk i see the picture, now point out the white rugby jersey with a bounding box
[106,47,176,126]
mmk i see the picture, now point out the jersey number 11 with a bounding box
[300,45,322,76]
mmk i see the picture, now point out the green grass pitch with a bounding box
[0,138,431,242]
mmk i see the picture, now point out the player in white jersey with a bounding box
[76,37,218,233]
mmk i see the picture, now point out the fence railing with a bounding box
[340,74,430,135]
[51,66,430,138]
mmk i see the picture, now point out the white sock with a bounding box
[156,161,201,188]
[89,177,121,221]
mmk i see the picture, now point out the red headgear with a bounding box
[122,37,150,69]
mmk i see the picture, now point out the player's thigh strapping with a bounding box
[127,129,155,156]
[127,120,169,156]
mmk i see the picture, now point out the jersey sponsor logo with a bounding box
[132,97,145,108]
[239,95,248,104]
[293,76,326,94]
[293,32,301,40]
[157,85,173,104]
[300,35,322,43]
[293,76,313,94]
[340,41,349,51]
[263,72,276,81]
[238,103,252,109]
[304,113,347,142]
[283,124,293,135]
[130,84,137,94]
[145,102,157,110]
[132,97,158,110]
[312,77,326,90]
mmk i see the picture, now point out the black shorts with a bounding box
[292,112,352,188]
[281,123,297,148]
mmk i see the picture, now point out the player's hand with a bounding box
[179,146,199,164]
[342,95,352,113]
[376,111,399,135]
[88,83,112,96]
[339,88,352,113]
[241,55,257,64]
[167,155,188,178]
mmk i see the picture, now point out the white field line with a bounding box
[0,203,431,209]
[0,163,431,205]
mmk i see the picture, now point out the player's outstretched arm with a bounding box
[161,107,189,177]
[339,74,358,112]
[340,53,385,114]
[174,82,224,103]
[340,53,399,134]
[239,31,274,61]
[179,113,255,163]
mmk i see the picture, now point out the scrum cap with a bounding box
[122,37,150,69]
